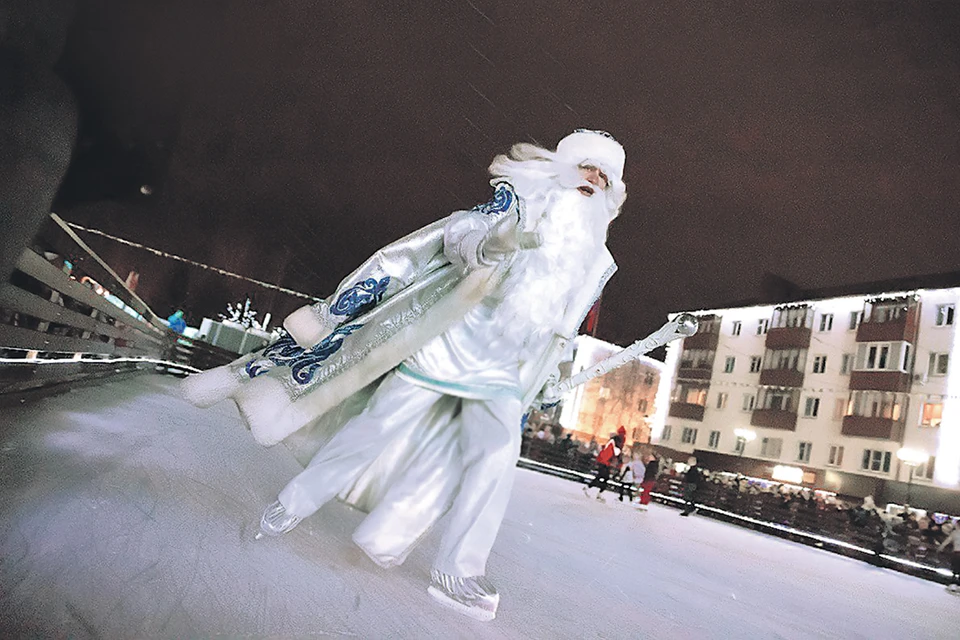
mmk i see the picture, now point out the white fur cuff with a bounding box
[284,304,335,348]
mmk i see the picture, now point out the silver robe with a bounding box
[181,181,617,566]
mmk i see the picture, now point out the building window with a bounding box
[819,313,833,332]
[741,394,756,411]
[929,353,949,377]
[760,437,783,459]
[861,449,892,473]
[846,390,907,421]
[915,457,936,481]
[638,398,648,413]
[803,397,820,418]
[827,445,844,466]
[921,402,943,428]
[840,353,852,375]
[731,321,742,336]
[812,355,827,374]
[855,341,911,372]
[715,392,728,409]
[749,356,762,373]
[848,310,861,330]
[708,430,720,449]
[757,319,769,335]
[681,427,698,444]
[797,441,812,463]
[758,387,799,412]
[936,304,955,327]
[679,349,715,371]
[673,383,708,406]
[724,356,736,373]
[773,306,812,329]
[734,437,746,454]
[661,425,672,441]
[763,348,807,372]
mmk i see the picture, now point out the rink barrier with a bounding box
[517,455,955,584]
[0,214,231,398]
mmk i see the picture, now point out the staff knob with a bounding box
[675,313,699,337]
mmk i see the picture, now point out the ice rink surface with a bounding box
[1,374,958,639]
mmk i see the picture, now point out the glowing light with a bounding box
[772,465,804,484]
[734,428,757,442]
[896,447,929,467]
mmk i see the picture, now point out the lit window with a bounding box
[833,398,846,420]
[921,402,943,428]
[819,314,833,331]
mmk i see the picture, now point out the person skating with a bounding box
[182,130,628,621]
[582,426,627,503]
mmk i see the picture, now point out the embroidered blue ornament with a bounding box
[471,183,515,216]
[245,333,305,378]
[290,324,364,384]
[331,277,390,319]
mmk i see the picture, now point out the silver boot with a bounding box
[427,569,499,621]
[257,500,302,538]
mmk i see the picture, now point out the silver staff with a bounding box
[540,313,699,404]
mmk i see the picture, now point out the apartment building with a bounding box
[652,279,960,510]
[558,335,663,447]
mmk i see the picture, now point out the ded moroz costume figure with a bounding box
[181,129,627,621]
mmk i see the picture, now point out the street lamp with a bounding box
[896,447,929,506]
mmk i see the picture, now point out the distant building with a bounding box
[652,274,960,511]
[558,336,664,448]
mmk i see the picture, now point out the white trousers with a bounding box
[278,371,522,577]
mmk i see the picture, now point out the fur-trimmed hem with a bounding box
[180,365,242,408]
[283,304,334,348]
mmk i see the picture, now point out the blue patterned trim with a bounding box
[331,277,390,319]
[243,324,363,383]
[290,324,364,384]
[470,182,516,217]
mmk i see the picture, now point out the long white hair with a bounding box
[488,142,627,219]
[487,143,626,343]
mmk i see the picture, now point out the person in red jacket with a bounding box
[582,426,626,502]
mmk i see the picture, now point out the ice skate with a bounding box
[255,500,301,539]
[635,504,648,512]
[427,570,499,621]
[595,494,606,503]
[582,485,592,499]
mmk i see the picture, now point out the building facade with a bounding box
[558,335,664,448]
[653,285,960,510]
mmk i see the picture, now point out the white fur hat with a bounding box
[555,129,626,182]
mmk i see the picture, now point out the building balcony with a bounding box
[681,331,718,351]
[676,366,713,381]
[848,370,912,393]
[764,326,812,350]
[759,368,804,388]
[669,402,705,421]
[841,415,905,440]
[750,408,798,431]
[856,304,920,343]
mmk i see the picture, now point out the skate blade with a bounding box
[427,586,496,621]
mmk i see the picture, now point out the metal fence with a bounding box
[0,214,237,399]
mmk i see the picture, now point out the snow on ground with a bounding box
[0,374,957,639]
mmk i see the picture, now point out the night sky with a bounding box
[53,1,960,348]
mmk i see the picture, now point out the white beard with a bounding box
[496,187,609,342]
